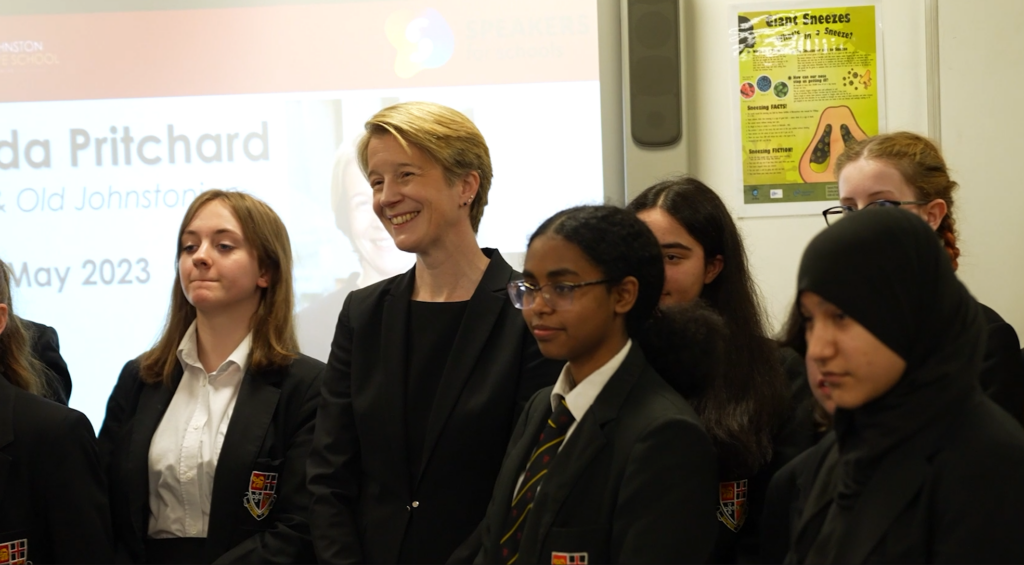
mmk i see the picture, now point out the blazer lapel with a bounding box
[129,369,182,539]
[415,250,512,484]
[376,269,414,497]
[207,365,284,543]
[523,346,647,553]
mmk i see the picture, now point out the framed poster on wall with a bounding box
[730,2,885,217]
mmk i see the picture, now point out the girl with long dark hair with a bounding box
[627,177,789,562]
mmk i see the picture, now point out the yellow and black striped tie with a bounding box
[498,397,575,565]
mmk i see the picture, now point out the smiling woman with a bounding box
[307,102,561,564]
[97,189,325,564]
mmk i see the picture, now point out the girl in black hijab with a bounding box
[772,207,1024,564]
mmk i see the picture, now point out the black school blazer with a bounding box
[0,376,113,564]
[769,390,1024,564]
[307,248,562,564]
[475,346,720,565]
[97,354,324,564]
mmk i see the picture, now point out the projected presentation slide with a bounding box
[0,0,605,429]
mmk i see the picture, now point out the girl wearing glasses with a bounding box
[475,205,719,564]
[768,207,1024,564]
[626,177,791,563]
[832,132,1024,424]
[307,102,561,564]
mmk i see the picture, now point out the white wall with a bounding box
[937,0,1024,334]
[625,0,944,333]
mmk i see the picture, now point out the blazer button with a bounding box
[412,501,420,508]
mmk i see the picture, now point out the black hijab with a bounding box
[792,207,986,562]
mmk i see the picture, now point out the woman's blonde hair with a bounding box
[139,190,298,385]
[357,101,493,233]
[0,260,48,395]
[835,131,961,270]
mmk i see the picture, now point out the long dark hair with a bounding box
[628,176,788,477]
[529,205,664,338]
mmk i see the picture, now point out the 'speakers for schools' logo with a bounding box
[385,8,454,78]
[243,471,278,520]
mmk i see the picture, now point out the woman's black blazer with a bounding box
[0,375,113,564]
[97,354,324,563]
[765,390,1024,564]
[307,248,562,564]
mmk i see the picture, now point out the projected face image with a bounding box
[179,200,269,315]
[367,134,464,255]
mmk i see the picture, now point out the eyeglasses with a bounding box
[822,199,931,225]
[506,279,610,310]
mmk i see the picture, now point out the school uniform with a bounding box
[773,208,1024,564]
[474,342,719,564]
[307,248,562,564]
[97,328,324,564]
[0,375,113,564]
[774,392,1024,563]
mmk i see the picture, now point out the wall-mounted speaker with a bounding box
[627,0,681,147]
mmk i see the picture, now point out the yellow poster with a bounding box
[738,5,879,205]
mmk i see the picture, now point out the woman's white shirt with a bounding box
[147,321,251,538]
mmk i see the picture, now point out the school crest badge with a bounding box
[0,539,28,565]
[243,471,278,520]
[717,479,748,532]
[551,552,587,565]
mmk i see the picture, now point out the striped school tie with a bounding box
[499,396,576,565]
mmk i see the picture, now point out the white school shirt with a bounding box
[147,321,251,538]
[513,340,632,495]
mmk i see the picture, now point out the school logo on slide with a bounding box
[718,479,748,532]
[385,8,455,78]
[243,471,278,520]
[0,538,28,565]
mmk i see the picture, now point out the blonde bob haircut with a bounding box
[357,101,493,233]
[139,190,298,385]
[0,260,48,396]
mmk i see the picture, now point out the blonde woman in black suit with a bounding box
[307,102,562,564]
[98,190,325,564]
[0,259,113,564]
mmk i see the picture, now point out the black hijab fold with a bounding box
[791,208,986,563]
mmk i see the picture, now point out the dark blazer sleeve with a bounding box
[307,294,363,564]
[929,419,1024,563]
[612,415,719,563]
[214,362,324,564]
[35,407,114,563]
[26,320,72,405]
[758,450,809,564]
[96,360,142,470]
[979,310,1024,424]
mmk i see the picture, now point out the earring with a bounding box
[463,196,474,207]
